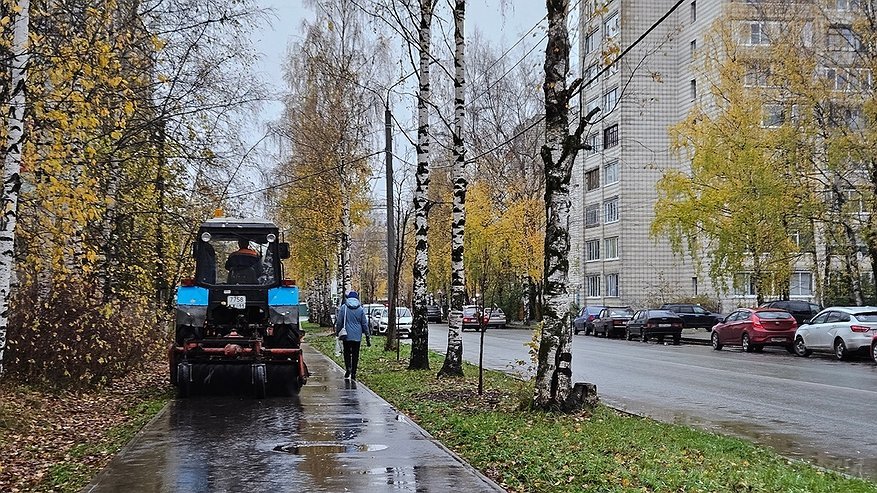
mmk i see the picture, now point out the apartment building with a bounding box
[569,0,828,310]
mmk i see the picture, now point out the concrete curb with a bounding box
[305,345,508,493]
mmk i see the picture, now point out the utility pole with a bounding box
[385,105,396,352]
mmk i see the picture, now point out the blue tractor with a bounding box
[170,217,307,398]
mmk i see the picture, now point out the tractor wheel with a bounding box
[176,363,192,398]
[253,364,267,399]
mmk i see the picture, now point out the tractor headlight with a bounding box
[266,233,276,243]
[200,232,211,242]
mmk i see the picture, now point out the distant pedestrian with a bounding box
[335,290,371,380]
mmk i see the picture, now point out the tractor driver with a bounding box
[225,239,262,284]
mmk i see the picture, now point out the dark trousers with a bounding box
[342,340,362,378]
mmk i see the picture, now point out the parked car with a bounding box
[793,306,877,360]
[659,303,722,330]
[711,308,797,353]
[362,303,385,333]
[759,300,821,325]
[461,305,489,331]
[592,307,635,338]
[871,334,877,364]
[487,307,506,329]
[625,309,683,344]
[426,304,442,323]
[573,305,604,335]
[376,307,413,338]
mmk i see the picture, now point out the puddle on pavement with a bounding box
[274,442,388,454]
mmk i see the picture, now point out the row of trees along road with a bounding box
[0,0,271,385]
[653,3,877,307]
[275,0,617,411]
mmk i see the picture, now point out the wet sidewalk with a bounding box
[84,345,504,493]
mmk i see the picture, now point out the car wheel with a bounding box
[742,333,753,353]
[711,331,723,351]
[641,331,648,343]
[574,327,579,335]
[871,341,877,364]
[625,328,633,341]
[834,338,847,361]
[794,336,811,357]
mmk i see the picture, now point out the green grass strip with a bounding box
[306,329,877,493]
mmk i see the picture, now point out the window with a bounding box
[733,273,757,296]
[605,274,619,297]
[828,25,860,51]
[790,272,813,296]
[586,239,600,261]
[608,61,618,76]
[745,22,770,45]
[843,188,866,213]
[586,133,601,155]
[603,87,618,112]
[604,159,618,184]
[604,197,619,223]
[585,168,599,191]
[837,0,858,10]
[603,124,619,149]
[690,1,696,22]
[587,97,599,116]
[585,29,598,53]
[604,237,618,259]
[692,276,698,295]
[745,64,771,87]
[585,64,598,86]
[585,275,601,298]
[762,104,784,128]
[604,12,619,39]
[690,39,697,58]
[585,203,600,227]
[690,79,697,100]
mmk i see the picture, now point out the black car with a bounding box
[759,300,821,325]
[659,303,722,329]
[626,310,684,344]
[592,307,634,338]
[426,304,442,323]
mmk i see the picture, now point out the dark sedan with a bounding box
[426,304,442,323]
[592,307,634,338]
[759,299,821,325]
[626,309,683,344]
[573,305,604,335]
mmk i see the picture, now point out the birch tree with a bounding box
[408,0,436,370]
[437,0,465,378]
[532,0,596,412]
[0,0,29,375]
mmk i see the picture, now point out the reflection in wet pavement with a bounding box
[84,346,503,493]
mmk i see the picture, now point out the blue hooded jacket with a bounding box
[335,296,370,342]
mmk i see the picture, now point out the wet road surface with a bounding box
[84,345,503,493]
[428,324,877,479]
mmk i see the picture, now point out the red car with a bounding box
[711,308,797,353]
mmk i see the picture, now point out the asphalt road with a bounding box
[427,323,877,479]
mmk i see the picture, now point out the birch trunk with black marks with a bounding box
[533,0,597,412]
[438,0,466,378]
[0,0,29,375]
[339,173,352,297]
[409,0,435,371]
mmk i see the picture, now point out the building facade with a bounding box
[569,0,828,311]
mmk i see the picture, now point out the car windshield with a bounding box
[396,307,412,318]
[609,308,633,317]
[490,308,504,316]
[854,312,877,322]
[756,311,792,320]
[196,234,278,286]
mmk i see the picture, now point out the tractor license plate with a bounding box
[227,295,246,309]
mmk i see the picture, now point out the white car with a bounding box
[793,306,877,360]
[361,303,385,333]
[377,307,413,338]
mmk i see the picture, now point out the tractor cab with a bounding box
[171,217,306,398]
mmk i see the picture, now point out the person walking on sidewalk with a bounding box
[335,290,371,380]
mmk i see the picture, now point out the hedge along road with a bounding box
[426,323,877,480]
